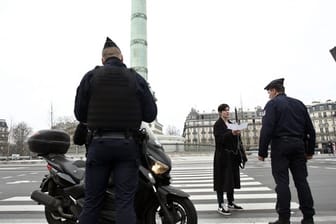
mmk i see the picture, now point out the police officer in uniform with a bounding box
[74,37,157,224]
[258,78,315,224]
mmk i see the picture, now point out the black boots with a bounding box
[301,217,314,224]
[269,217,314,224]
[269,218,290,224]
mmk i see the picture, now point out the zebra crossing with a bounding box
[170,158,297,215]
[0,156,336,223]
[169,155,336,223]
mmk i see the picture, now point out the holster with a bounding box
[73,122,88,146]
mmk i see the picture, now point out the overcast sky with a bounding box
[1,0,336,133]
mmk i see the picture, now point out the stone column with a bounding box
[130,0,148,80]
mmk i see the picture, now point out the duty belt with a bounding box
[274,136,303,141]
[92,131,132,140]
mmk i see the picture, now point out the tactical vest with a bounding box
[87,67,142,131]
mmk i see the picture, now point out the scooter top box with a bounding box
[28,129,70,154]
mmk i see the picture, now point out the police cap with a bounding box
[330,46,336,62]
[102,37,122,60]
[264,78,284,90]
[103,37,119,50]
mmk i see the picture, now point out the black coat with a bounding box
[213,118,245,191]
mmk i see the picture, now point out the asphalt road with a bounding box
[0,153,335,223]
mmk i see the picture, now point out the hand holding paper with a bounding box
[227,122,248,131]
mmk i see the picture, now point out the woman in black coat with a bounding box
[213,103,247,215]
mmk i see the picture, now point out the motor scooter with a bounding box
[28,124,198,224]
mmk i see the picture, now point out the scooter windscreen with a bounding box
[140,123,172,172]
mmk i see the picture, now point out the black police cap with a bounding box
[330,46,336,62]
[264,78,284,90]
[103,37,119,50]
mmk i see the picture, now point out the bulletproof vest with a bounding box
[87,67,142,131]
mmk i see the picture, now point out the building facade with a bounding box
[182,107,263,150]
[0,119,9,156]
[183,100,336,151]
[307,100,336,150]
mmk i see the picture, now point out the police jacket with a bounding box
[259,93,316,158]
[74,57,157,130]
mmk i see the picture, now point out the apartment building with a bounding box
[0,119,9,156]
[183,100,336,151]
[307,100,336,149]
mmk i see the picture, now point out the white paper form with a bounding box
[227,122,248,131]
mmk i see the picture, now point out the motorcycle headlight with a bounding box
[151,160,169,175]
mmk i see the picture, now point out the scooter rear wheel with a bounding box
[45,207,77,224]
[144,196,197,224]
[44,181,77,224]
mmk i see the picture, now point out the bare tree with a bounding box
[165,125,181,136]
[11,122,33,156]
[52,116,88,155]
[52,116,77,137]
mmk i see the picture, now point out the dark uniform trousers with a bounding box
[270,137,315,220]
[79,136,140,224]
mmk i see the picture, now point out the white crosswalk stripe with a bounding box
[183,186,271,193]
[1,196,32,201]
[195,202,299,211]
[0,205,44,212]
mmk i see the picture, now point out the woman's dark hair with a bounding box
[218,103,229,112]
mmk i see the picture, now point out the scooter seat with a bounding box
[48,154,85,183]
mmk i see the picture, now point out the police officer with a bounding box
[258,78,315,224]
[74,37,157,224]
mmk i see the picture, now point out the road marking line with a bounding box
[173,181,262,188]
[191,193,276,200]
[6,180,39,184]
[0,219,47,224]
[1,196,32,201]
[325,167,336,170]
[0,205,44,212]
[0,167,25,170]
[172,177,254,183]
[195,202,299,211]
[180,186,272,193]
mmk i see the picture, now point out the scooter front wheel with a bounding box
[144,196,197,224]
